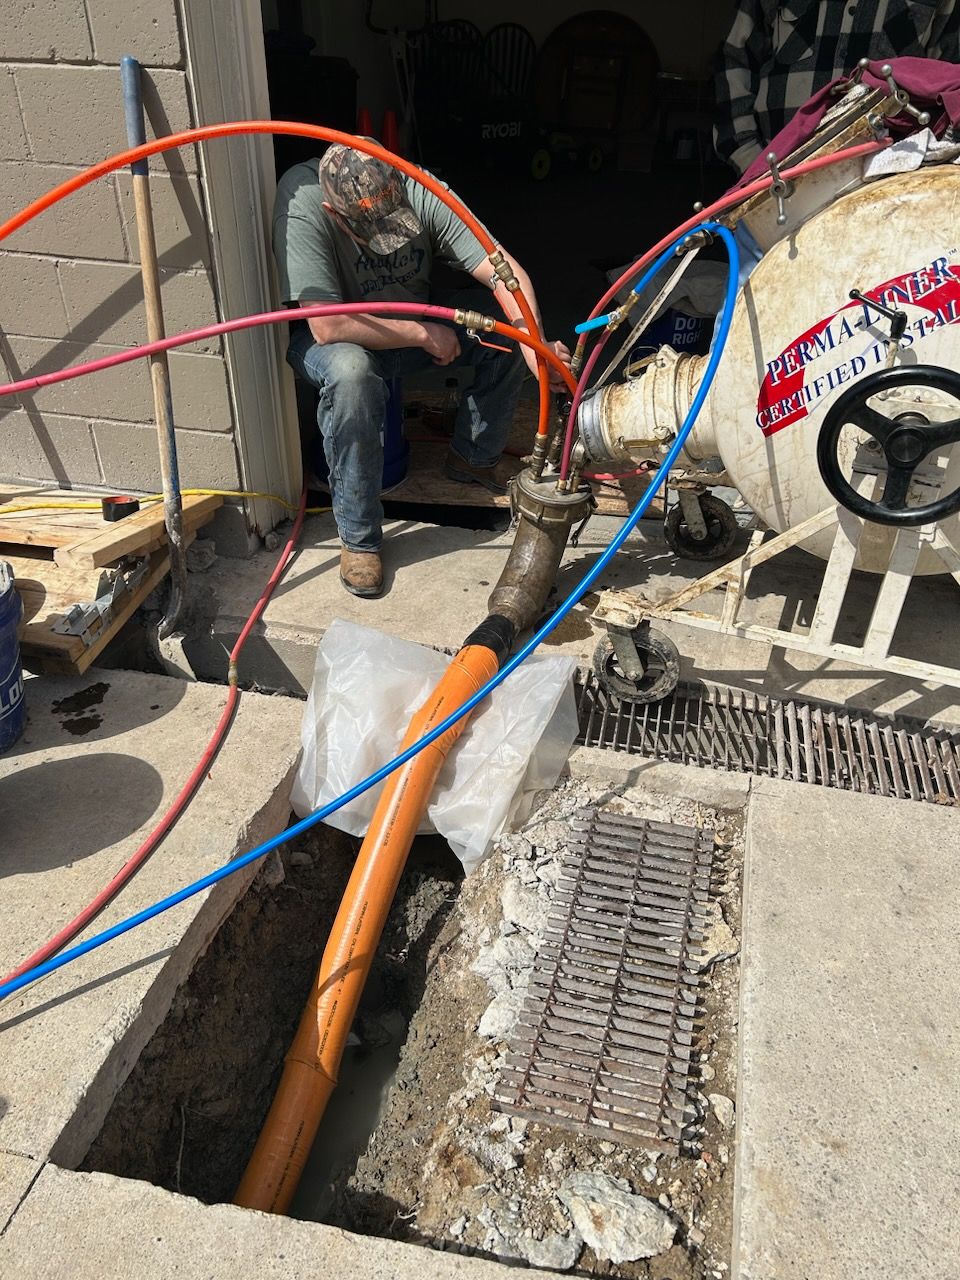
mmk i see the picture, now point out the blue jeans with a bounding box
[286,290,525,552]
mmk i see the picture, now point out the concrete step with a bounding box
[0,1163,568,1279]
[185,511,960,726]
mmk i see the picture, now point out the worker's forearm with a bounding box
[305,311,427,350]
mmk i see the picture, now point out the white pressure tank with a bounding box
[584,165,960,574]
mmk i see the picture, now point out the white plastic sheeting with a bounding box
[291,619,579,871]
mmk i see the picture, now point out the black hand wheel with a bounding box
[592,624,680,705]
[664,493,738,560]
[817,365,960,527]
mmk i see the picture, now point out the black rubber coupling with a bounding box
[462,614,517,668]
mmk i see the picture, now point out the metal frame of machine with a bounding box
[574,66,960,703]
[593,497,960,692]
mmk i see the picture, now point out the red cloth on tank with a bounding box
[736,56,960,189]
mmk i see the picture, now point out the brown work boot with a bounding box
[443,448,511,497]
[340,547,383,598]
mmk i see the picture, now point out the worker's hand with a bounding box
[421,322,461,366]
[522,338,572,391]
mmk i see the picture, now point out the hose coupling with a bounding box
[454,308,496,333]
[227,659,239,687]
[678,228,713,254]
[488,249,520,292]
[488,466,594,631]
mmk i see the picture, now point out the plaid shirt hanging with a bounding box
[715,0,960,173]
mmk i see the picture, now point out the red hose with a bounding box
[558,137,889,479]
[0,492,309,985]
[0,120,574,432]
[0,303,570,401]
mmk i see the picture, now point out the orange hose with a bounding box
[0,121,571,429]
[234,642,500,1214]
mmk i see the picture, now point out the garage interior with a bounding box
[257,1,738,359]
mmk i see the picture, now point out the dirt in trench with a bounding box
[82,767,742,1280]
[321,771,744,1280]
[81,825,464,1206]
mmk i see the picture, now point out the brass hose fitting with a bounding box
[453,308,496,332]
[488,249,520,292]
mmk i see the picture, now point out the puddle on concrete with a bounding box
[52,681,110,716]
[52,680,110,733]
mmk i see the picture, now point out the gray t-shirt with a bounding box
[272,158,488,306]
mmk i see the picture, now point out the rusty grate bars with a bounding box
[574,674,960,803]
[493,810,715,1152]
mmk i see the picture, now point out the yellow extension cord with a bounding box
[0,488,332,517]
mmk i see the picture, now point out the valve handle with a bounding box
[817,365,960,527]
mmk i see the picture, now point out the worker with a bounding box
[272,143,571,599]
[714,0,960,174]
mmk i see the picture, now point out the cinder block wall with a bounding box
[0,2,244,530]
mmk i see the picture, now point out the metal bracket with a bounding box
[593,588,645,632]
[677,488,708,541]
[766,151,794,227]
[52,556,150,648]
[592,591,647,681]
[879,63,932,127]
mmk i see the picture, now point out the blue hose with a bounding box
[573,234,708,335]
[0,222,738,1006]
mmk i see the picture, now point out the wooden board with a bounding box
[0,485,221,565]
[54,494,220,567]
[388,398,665,520]
[0,485,218,675]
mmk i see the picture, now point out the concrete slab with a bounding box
[0,668,301,1168]
[0,1164,567,1280]
[735,780,960,1280]
[567,745,753,811]
[192,511,960,725]
[0,1152,40,1233]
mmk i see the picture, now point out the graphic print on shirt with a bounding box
[354,244,427,297]
[755,252,960,436]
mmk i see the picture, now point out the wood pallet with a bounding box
[0,485,221,674]
[388,398,665,520]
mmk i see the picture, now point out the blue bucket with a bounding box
[311,376,409,493]
[0,562,26,754]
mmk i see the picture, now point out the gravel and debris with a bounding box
[321,769,745,1279]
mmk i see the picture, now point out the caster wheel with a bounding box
[664,493,738,561]
[592,625,680,705]
[530,148,552,181]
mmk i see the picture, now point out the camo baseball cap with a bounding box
[318,144,422,255]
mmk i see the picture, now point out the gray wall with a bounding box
[0,1,243,507]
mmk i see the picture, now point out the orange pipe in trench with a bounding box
[234,642,500,1214]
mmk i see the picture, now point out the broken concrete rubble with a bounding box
[557,1171,677,1263]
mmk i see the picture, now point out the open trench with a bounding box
[80,772,743,1280]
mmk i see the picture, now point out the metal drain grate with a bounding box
[493,810,715,1152]
[575,673,960,804]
